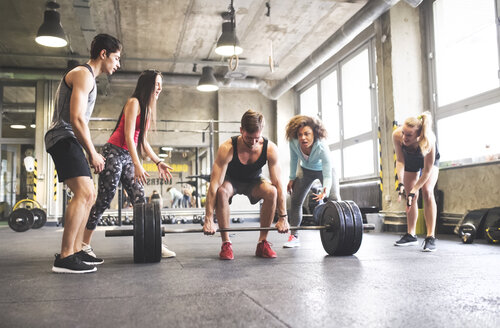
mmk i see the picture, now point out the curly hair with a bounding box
[285,115,327,141]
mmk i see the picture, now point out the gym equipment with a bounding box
[8,208,35,232]
[8,199,47,232]
[458,223,476,244]
[31,208,47,229]
[106,200,374,263]
[457,208,489,244]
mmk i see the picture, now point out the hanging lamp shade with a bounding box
[35,2,67,48]
[215,22,243,57]
[197,66,219,92]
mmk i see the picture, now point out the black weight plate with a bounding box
[319,201,345,255]
[335,201,355,256]
[144,203,156,263]
[8,208,35,232]
[345,200,363,255]
[313,202,327,225]
[133,203,145,263]
[153,202,162,262]
[31,208,47,229]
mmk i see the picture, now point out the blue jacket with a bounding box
[289,139,332,195]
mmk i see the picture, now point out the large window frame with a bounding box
[297,40,379,182]
[425,0,500,167]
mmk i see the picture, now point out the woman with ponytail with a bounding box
[392,111,440,251]
[82,70,176,262]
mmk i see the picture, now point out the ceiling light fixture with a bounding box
[10,124,27,130]
[215,0,242,57]
[197,66,219,92]
[35,1,68,48]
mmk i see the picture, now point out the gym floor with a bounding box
[1,222,499,328]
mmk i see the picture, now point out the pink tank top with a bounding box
[108,113,141,151]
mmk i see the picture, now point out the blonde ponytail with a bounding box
[404,111,436,155]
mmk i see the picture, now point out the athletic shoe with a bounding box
[394,233,418,246]
[255,240,277,258]
[283,234,301,248]
[75,250,104,265]
[161,244,176,258]
[422,236,437,252]
[82,243,96,257]
[52,253,97,274]
[219,242,234,260]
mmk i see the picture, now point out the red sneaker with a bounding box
[255,240,277,258]
[219,242,234,260]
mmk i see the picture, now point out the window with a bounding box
[299,84,318,118]
[298,41,378,181]
[429,0,500,166]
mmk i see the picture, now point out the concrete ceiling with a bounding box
[0,0,368,84]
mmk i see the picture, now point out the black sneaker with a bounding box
[76,250,104,265]
[52,253,97,274]
[422,236,437,252]
[394,233,418,246]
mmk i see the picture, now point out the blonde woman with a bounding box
[284,115,340,248]
[393,111,440,251]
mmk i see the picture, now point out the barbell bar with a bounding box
[105,200,372,263]
[106,224,374,237]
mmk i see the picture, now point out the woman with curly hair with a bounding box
[283,115,340,248]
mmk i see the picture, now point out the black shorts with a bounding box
[225,176,266,205]
[47,137,91,182]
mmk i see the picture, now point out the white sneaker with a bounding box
[283,235,301,248]
[82,243,97,257]
[161,244,176,258]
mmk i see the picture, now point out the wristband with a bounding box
[155,160,161,166]
[406,193,415,207]
[278,214,288,218]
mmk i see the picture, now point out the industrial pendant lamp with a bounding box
[215,0,242,57]
[35,1,68,47]
[197,66,219,92]
[215,22,243,56]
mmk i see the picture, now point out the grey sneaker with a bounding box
[394,233,418,246]
[422,236,437,252]
[82,243,96,257]
[161,244,176,258]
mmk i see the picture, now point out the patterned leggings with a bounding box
[86,143,145,230]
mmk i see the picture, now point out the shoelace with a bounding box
[421,237,434,248]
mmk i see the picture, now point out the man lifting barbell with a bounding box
[203,109,290,260]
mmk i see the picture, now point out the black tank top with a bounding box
[226,136,268,182]
[402,144,440,172]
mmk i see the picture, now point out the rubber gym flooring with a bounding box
[1,222,499,328]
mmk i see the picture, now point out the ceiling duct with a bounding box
[259,0,401,100]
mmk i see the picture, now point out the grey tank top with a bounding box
[44,64,96,150]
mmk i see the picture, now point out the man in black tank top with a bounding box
[45,34,122,274]
[203,110,290,260]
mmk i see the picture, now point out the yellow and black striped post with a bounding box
[393,121,399,190]
[33,159,38,201]
[53,170,58,201]
[378,126,383,192]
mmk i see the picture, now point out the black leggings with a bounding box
[86,143,145,230]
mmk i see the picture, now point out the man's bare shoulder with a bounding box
[66,66,94,90]
[218,138,234,156]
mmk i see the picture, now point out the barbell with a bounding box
[105,200,374,263]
